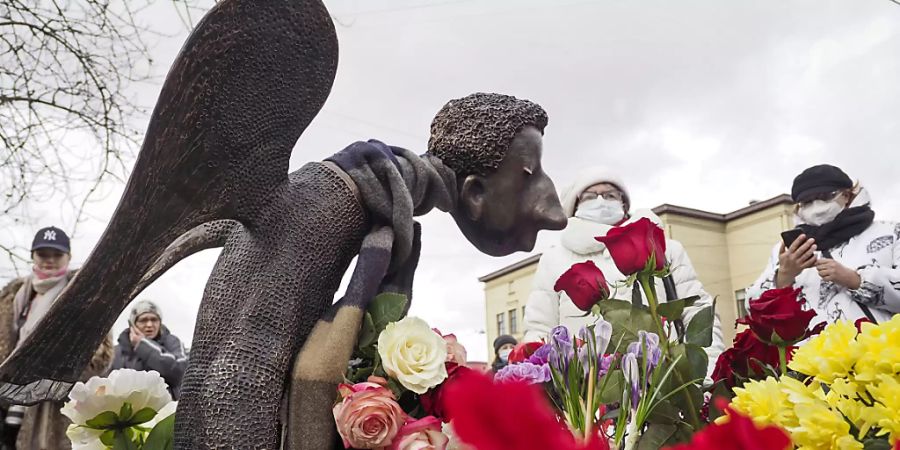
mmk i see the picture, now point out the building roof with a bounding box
[652,194,793,222]
[477,253,542,283]
[478,194,793,283]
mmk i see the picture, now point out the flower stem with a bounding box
[638,275,668,352]
[778,346,788,376]
[584,364,595,444]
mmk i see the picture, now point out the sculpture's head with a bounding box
[427,93,567,256]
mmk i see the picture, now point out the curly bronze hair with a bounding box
[427,93,548,176]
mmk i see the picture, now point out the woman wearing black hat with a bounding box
[491,334,517,373]
[749,165,900,326]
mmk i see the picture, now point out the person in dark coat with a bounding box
[491,334,517,373]
[111,300,188,399]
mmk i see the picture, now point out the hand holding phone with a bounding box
[777,230,817,286]
[780,228,804,248]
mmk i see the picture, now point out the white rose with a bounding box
[61,369,173,428]
[378,316,448,394]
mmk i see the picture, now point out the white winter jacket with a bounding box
[748,189,900,325]
[522,210,726,378]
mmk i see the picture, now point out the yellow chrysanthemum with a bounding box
[730,377,797,429]
[825,387,874,439]
[789,321,860,383]
[789,400,863,450]
[867,375,900,444]
[855,316,900,383]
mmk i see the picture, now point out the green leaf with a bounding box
[637,424,677,450]
[358,312,378,349]
[387,378,407,399]
[119,402,133,422]
[143,413,176,450]
[100,429,117,447]
[129,407,158,426]
[673,344,709,382]
[646,399,680,425]
[86,411,120,429]
[599,300,656,349]
[685,304,714,347]
[599,370,626,404]
[368,293,409,332]
[656,296,699,320]
[862,438,892,450]
[111,429,138,450]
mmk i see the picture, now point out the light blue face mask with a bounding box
[575,198,625,225]
[498,348,512,362]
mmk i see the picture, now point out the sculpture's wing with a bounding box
[0,0,338,404]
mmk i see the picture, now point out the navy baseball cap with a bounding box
[31,226,71,253]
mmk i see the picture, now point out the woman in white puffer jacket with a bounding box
[522,167,725,378]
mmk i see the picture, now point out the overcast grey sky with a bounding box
[3,0,899,361]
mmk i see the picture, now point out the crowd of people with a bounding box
[0,228,187,450]
[0,163,897,448]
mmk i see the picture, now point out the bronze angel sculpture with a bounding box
[0,0,566,448]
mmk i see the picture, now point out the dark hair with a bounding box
[427,93,548,177]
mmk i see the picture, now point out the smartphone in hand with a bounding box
[781,228,804,248]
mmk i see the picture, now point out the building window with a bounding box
[735,289,749,319]
[509,309,518,334]
[496,313,506,336]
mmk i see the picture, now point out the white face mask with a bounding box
[798,199,845,226]
[575,198,625,225]
[498,348,512,362]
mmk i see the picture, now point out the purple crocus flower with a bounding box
[549,339,574,373]
[599,353,616,376]
[528,343,553,366]
[494,362,552,385]
[627,331,661,373]
[622,352,640,409]
[551,325,571,345]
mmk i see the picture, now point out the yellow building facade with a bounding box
[479,194,796,357]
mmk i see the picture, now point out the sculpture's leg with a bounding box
[285,227,394,449]
[173,164,367,449]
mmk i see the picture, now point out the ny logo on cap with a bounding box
[44,230,57,241]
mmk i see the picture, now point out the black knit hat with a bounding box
[791,164,853,203]
[493,334,517,354]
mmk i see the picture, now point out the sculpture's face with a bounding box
[451,126,567,256]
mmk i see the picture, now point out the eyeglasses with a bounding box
[136,317,160,325]
[798,190,843,207]
[578,190,624,203]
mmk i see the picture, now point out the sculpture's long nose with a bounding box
[536,174,568,231]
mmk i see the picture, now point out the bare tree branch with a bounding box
[0,0,208,276]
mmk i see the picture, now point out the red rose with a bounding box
[554,261,610,311]
[664,398,791,450]
[509,342,543,364]
[594,217,666,275]
[712,329,792,387]
[737,287,823,344]
[854,317,873,333]
[420,362,470,423]
[442,370,609,450]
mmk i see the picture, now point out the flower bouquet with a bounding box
[496,218,719,449]
[62,369,177,450]
[720,292,900,450]
[334,292,469,449]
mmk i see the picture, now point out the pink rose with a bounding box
[333,382,407,449]
[444,334,468,366]
[435,329,468,365]
[390,416,449,450]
